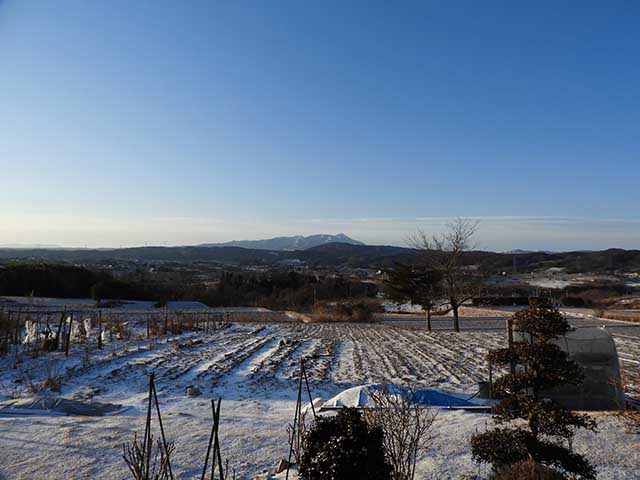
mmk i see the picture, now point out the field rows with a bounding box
[14,322,635,403]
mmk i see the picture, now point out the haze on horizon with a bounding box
[1,1,639,251]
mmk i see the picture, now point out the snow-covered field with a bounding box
[1,321,639,479]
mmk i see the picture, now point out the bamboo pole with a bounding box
[286,361,305,480]
[152,376,174,480]
[215,399,224,480]
[201,399,217,480]
[143,373,154,480]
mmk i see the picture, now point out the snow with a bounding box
[527,278,573,289]
[1,320,639,479]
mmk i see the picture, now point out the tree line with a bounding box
[0,263,378,310]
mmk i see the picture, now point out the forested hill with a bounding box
[0,243,639,273]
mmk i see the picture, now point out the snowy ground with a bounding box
[1,321,639,479]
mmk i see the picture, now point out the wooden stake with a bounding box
[286,360,308,480]
[65,312,73,357]
[164,307,168,335]
[98,310,102,349]
[152,376,174,480]
[507,318,515,375]
[488,357,493,399]
[143,373,154,480]
[215,399,224,480]
[201,399,217,480]
[55,310,65,351]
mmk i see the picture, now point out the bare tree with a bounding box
[364,387,437,480]
[409,218,479,332]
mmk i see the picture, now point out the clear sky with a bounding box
[1,1,639,250]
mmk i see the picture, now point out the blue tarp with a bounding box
[321,383,485,410]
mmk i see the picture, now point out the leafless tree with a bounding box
[364,387,437,480]
[409,218,480,332]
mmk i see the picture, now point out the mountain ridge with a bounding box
[199,233,364,251]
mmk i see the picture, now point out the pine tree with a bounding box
[470,299,597,479]
[383,262,443,331]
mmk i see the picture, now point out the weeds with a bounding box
[122,433,175,480]
[16,357,64,394]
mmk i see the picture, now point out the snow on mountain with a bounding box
[200,233,365,251]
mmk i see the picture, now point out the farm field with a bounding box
[1,320,639,479]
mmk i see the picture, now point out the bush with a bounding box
[561,296,585,307]
[472,296,530,307]
[470,300,597,479]
[299,408,392,480]
[313,300,383,323]
[493,460,567,480]
[364,386,437,480]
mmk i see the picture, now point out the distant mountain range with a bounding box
[1,242,639,274]
[503,249,556,254]
[199,233,364,251]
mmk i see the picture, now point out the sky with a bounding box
[1,1,639,251]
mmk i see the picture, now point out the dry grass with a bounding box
[312,300,383,323]
[614,411,640,434]
[458,306,513,318]
[493,460,566,480]
[595,296,640,310]
[594,310,640,323]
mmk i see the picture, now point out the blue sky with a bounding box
[1,1,638,250]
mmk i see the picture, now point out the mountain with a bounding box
[199,233,365,251]
[503,249,556,254]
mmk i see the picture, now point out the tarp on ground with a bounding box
[320,384,485,410]
[0,396,127,417]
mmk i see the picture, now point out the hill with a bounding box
[0,244,639,273]
[199,233,364,251]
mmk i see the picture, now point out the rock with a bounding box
[185,386,201,397]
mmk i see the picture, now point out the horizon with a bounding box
[1,2,639,250]
[1,216,639,253]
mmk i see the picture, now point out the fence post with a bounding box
[14,309,21,346]
[0,309,4,355]
[488,357,493,399]
[506,317,515,375]
[55,310,65,351]
[65,312,73,357]
[5,310,11,350]
[164,307,168,335]
[98,310,103,349]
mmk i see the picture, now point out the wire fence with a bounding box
[0,307,286,358]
